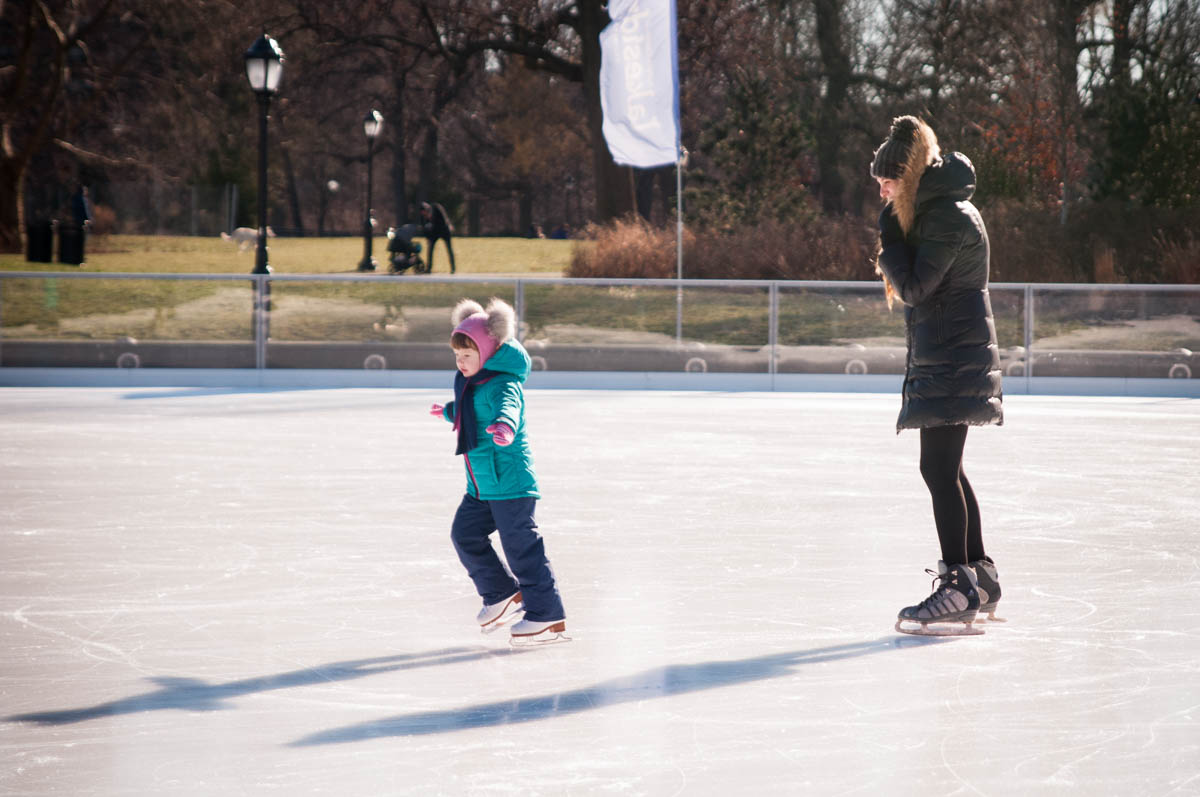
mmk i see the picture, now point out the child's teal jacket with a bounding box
[440,340,540,500]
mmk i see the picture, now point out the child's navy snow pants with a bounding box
[450,494,565,623]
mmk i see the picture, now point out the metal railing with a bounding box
[1,272,1197,391]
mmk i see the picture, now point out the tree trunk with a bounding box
[0,0,121,252]
[418,123,438,204]
[0,160,23,253]
[1109,0,1136,89]
[659,166,678,225]
[392,149,410,226]
[316,182,330,236]
[467,197,481,236]
[1051,0,1092,223]
[519,193,534,234]
[635,169,656,222]
[814,0,851,215]
[280,145,305,236]
[389,81,409,225]
[577,0,636,222]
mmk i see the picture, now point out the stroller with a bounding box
[386,224,428,274]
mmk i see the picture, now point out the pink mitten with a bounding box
[486,422,515,446]
[430,403,445,418]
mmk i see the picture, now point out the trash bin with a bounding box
[25,219,53,262]
[58,223,85,265]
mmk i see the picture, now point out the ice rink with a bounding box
[2,386,1198,796]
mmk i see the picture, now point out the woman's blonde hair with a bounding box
[872,115,940,311]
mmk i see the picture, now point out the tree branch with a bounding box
[51,138,141,170]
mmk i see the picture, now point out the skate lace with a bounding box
[915,568,955,611]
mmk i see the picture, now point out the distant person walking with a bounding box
[65,185,92,265]
[870,115,1004,636]
[421,201,456,274]
[71,185,92,229]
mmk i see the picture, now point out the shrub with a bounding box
[568,215,877,281]
[567,217,685,278]
[570,202,1200,285]
[986,201,1079,283]
[685,216,877,281]
[1156,231,1200,284]
[986,199,1200,283]
[89,204,117,237]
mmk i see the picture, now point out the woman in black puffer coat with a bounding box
[871,115,1004,635]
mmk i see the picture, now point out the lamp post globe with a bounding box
[363,109,383,139]
[244,34,283,275]
[358,110,384,272]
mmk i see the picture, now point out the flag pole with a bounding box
[675,148,683,343]
[676,155,683,282]
[596,0,682,338]
[673,0,683,344]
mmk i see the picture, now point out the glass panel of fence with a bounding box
[1031,287,1200,380]
[989,285,1028,378]
[6,275,1193,383]
[521,282,770,373]
[264,278,517,370]
[0,275,254,368]
[775,284,903,375]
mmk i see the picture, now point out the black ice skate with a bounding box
[969,558,1006,623]
[895,561,984,636]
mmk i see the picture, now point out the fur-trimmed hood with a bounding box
[451,297,516,365]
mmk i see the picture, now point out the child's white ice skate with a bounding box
[509,618,570,647]
[895,561,984,636]
[477,591,523,634]
[969,558,1006,623]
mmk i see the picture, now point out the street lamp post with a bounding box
[243,34,284,275]
[357,109,383,272]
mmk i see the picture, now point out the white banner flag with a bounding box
[599,0,680,169]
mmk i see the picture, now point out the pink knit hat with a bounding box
[453,312,499,364]
[450,298,516,365]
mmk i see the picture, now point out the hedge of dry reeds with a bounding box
[567,215,878,281]
[570,202,1200,284]
[566,217,685,278]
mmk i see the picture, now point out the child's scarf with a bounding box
[452,368,499,455]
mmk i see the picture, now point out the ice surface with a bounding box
[2,387,1198,795]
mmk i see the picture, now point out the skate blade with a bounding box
[976,610,1007,624]
[480,605,524,635]
[895,619,984,637]
[509,632,571,647]
[510,622,571,647]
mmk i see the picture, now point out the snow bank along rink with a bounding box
[2,386,1198,796]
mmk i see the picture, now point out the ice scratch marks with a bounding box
[938,733,988,795]
[1030,586,1098,627]
[8,605,138,668]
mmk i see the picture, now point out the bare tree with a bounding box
[271,0,425,230]
[409,0,638,222]
[0,1,142,251]
[1083,0,1200,205]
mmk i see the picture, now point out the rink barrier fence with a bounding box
[1,273,1197,396]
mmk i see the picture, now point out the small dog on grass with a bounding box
[220,226,274,252]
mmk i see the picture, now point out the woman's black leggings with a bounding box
[919,424,986,566]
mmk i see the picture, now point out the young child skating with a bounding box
[430,298,567,645]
